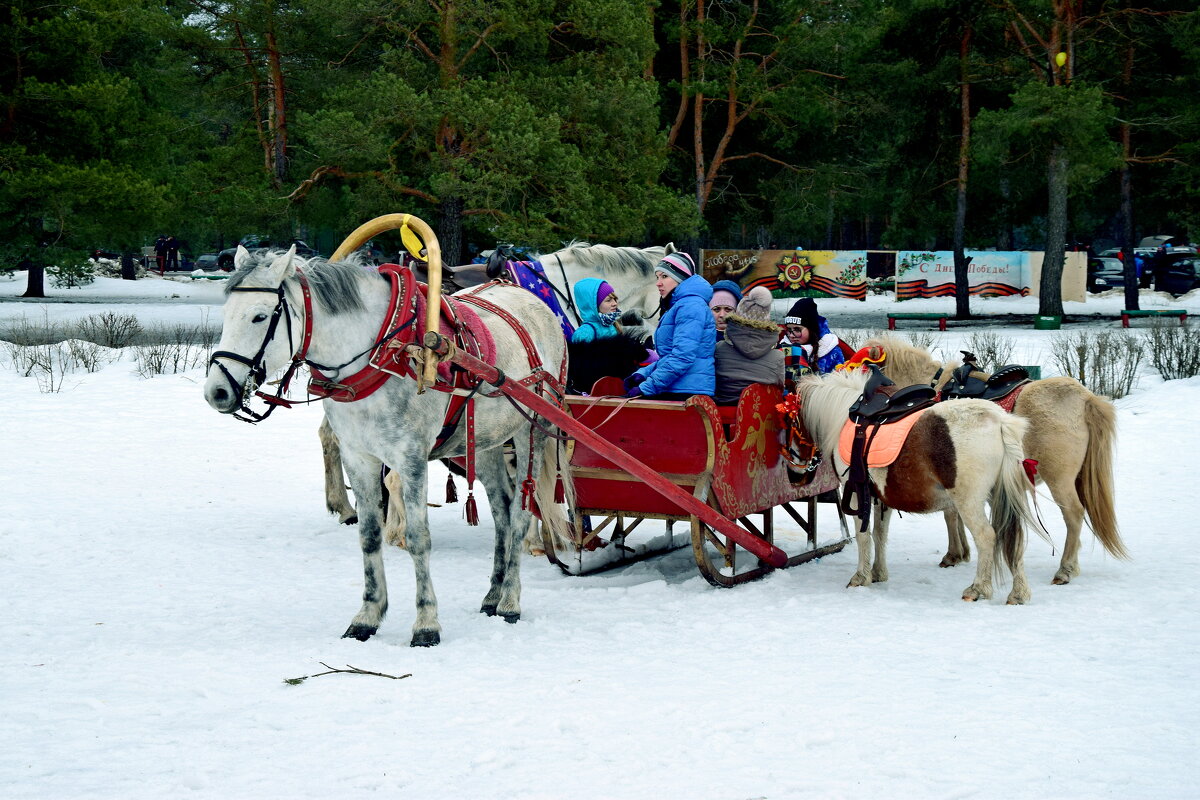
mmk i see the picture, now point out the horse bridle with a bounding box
[208,271,315,424]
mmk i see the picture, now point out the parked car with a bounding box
[216,235,321,269]
[1088,257,1126,292]
[1140,234,1197,258]
[193,253,219,271]
[1153,254,1200,297]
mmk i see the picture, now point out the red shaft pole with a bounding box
[427,333,788,569]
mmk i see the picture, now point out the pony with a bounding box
[796,368,1041,604]
[204,245,573,646]
[866,336,1128,584]
[324,240,678,530]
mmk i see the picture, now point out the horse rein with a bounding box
[208,267,415,424]
[209,274,312,424]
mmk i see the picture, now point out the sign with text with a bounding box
[701,249,868,300]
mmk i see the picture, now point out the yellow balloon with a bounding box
[1055,52,1067,67]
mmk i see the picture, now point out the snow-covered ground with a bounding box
[2,270,1198,798]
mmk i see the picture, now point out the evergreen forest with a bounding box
[3,0,1198,275]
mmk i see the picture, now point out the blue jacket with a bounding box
[570,278,619,343]
[636,274,716,396]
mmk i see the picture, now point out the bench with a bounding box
[1120,309,1186,328]
[887,312,947,331]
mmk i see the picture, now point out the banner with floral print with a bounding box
[700,249,867,301]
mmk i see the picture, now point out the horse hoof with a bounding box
[501,612,520,624]
[410,630,440,647]
[480,604,497,616]
[1052,575,1070,585]
[341,515,358,526]
[342,624,376,641]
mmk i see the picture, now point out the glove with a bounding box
[626,384,644,398]
[623,373,646,392]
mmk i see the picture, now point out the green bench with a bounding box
[1120,309,1186,328]
[887,312,947,331]
[191,274,229,281]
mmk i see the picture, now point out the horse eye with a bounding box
[252,313,268,323]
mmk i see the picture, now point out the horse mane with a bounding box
[226,250,382,315]
[796,370,869,453]
[864,335,960,389]
[545,240,667,278]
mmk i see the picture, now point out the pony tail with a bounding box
[1080,394,1128,560]
[990,414,1043,578]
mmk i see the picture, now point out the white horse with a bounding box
[204,245,572,646]
[325,240,678,527]
[797,369,1043,604]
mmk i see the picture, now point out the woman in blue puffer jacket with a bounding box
[625,252,716,399]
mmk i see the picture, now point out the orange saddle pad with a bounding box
[837,408,930,469]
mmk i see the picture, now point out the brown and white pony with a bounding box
[797,369,1042,604]
[867,336,1128,584]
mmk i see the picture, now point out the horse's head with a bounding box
[204,245,303,414]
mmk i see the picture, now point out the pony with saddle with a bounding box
[796,367,1043,604]
[324,240,674,531]
[863,336,1128,584]
[204,237,572,647]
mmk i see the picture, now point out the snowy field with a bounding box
[2,271,1199,798]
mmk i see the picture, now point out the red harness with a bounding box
[289,264,566,522]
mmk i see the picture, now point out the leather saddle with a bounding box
[840,365,939,528]
[849,365,938,424]
[942,351,1031,402]
[411,260,492,293]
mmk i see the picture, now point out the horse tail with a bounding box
[990,413,1042,579]
[1080,394,1128,559]
[529,433,575,554]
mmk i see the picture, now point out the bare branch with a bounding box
[284,662,413,685]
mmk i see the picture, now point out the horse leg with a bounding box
[393,458,441,646]
[940,511,971,567]
[320,417,357,525]
[871,502,891,583]
[382,468,407,549]
[957,504,997,602]
[847,513,873,588]
[475,450,518,618]
[338,450,390,641]
[1046,475,1085,585]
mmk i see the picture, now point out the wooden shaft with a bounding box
[424,331,789,569]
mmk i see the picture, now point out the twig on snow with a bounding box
[284,662,412,685]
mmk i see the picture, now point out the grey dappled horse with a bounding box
[204,246,572,646]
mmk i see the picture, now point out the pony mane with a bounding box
[546,241,667,278]
[226,250,381,314]
[865,335,959,389]
[796,370,869,452]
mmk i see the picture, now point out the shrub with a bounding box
[1049,330,1145,398]
[47,260,96,289]
[963,331,1016,372]
[1145,321,1200,381]
[74,312,144,348]
[133,323,214,376]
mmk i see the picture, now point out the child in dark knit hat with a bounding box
[713,286,785,405]
[781,297,845,381]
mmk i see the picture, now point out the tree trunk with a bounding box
[1040,143,1068,317]
[265,29,288,188]
[21,261,45,298]
[1119,39,1139,310]
[438,195,463,267]
[953,23,973,319]
[121,251,137,281]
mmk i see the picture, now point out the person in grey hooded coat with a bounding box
[713,286,786,405]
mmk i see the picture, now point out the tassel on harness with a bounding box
[446,473,458,503]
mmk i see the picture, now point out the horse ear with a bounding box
[234,245,252,269]
[267,244,297,283]
[665,242,677,254]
